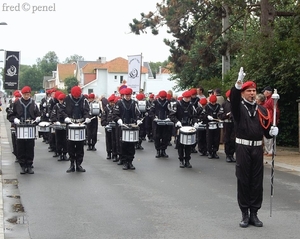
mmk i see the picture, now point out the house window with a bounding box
[114,75,117,80]
[120,75,123,84]
[88,89,93,94]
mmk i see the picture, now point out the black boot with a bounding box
[185,160,192,168]
[239,211,250,228]
[249,212,263,227]
[87,145,92,151]
[91,146,97,151]
[62,154,69,161]
[20,167,27,174]
[53,152,59,157]
[128,162,136,170]
[155,150,161,158]
[179,160,185,168]
[106,153,112,159]
[76,163,86,172]
[161,149,168,158]
[226,155,232,162]
[66,161,75,173]
[117,159,123,165]
[112,155,119,162]
[213,152,219,159]
[122,161,129,170]
[27,166,34,174]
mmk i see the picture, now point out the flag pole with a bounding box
[270,88,279,217]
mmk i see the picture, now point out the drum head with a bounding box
[180,126,196,133]
[39,121,50,127]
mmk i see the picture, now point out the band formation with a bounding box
[4,68,279,228]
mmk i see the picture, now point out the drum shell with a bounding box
[156,120,174,126]
[67,124,86,141]
[179,126,196,145]
[197,123,206,131]
[38,121,50,132]
[121,126,139,142]
[208,122,218,130]
[50,124,66,131]
[16,124,36,139]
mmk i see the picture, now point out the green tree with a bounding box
[36,51,59,76]
[64,76,78,93]
[19,65,43,92]
[63,54,84,63]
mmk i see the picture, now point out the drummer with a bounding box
[196,97,208,156]
[113,87,141,170]
[135,93,147,150]
[50,92,68,161]
[63,86,91,173]
[8,86,41,174]
[204,94,223,159]
[169,90,197,168]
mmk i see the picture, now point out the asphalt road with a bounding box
[2,120,300,239]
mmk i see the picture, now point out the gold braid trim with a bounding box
[258,108,271,129]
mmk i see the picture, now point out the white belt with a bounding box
[235,137,262,146]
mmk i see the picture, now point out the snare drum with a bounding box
[67,124,86,141]
[156,119,174,126]
[16,124,36,139]
[218,122,223,129]
[121,125,139,142]
[38,121,50,133]
[208,122,218,130]
[179,126,196,145]
[50,123,66,131]
[138,101,146,112]
[197,123,206,131]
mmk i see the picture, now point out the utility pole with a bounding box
[222,5,230,84]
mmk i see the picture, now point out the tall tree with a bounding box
[19,65,43,92]
[36,51,59,76]
[63,54,84,63]
[64,76,79,94]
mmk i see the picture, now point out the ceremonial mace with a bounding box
[270,89,279,217]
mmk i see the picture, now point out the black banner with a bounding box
[4,51,20,90]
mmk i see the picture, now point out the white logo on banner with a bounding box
[6,65,17,77]
[128,55,142,93]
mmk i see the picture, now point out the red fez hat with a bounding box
[182,90,192,98]
[21,86,31,94]
[54,91,62,99]
[159,90,167,98]
[114,96,120,103]
[108,94,115,102]
[241,81,256,91]
[136,93,144,101]
[119,85,127,92]
[71,86,82,98]
[58,93,66,100]
[209,95,217,103]
[189,88,197,95]
[124,88,133,95]
[177,96,183,101]
[225,90,231,98]
[167,93,172,100]
[14,91,22,98]
[119,88,126,95]
[199,98,207,105]
[46,89,51,94]
[149,94,154,99]
[88,93,95,99]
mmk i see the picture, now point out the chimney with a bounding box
[97,57,106,63]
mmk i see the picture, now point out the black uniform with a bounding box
[63,94,90,172]
[50,102,68,161]
[8,97,40,173]
[169,99,197,168]
[39,95,51,142]
[145,99,154,142]
[113,97,141,170]
[47,96,58,152]
[230,86,272,224]
[149,98,171,158]
[218,99,235,162]
[195,105,208,156]
[87,100,102,151]
[101,102,117,160]
[6,98,19,160]
[204,102,222,158]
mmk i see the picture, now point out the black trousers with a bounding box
[87,119,98,147]
[55,129,67,155]
[223,123,235,156]
[197,129,207,153]
[121,142,135,162]
[67,140,84,165]
[206,128,220,154]
[176,137,192,161]
[17,139,35,167]
[153,123,170,150]
[236,144,264,213]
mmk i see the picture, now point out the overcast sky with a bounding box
[0,0,172,66]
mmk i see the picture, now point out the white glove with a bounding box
[193,122,199,128]
[43,102,46,107]
[46,113,49,117]
[269,126,279,137]
[117,119,123,126]
[105,125,110,128]
[175,121,182,127]
[145,112,149,116]
[55,121,61,125]
[35,116,41,123]
[65,117,71,123]
[237,67,246,82]
[14,118,20,124]
[207,115,214,121]
[84,118,91,124]
[137,120,142,125]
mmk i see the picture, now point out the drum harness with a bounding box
[120,99,139,125]
[19,98,33,123]
[177,101,195,126]
[69,95,84,123]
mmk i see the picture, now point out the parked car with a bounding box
[33,93,46,108]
